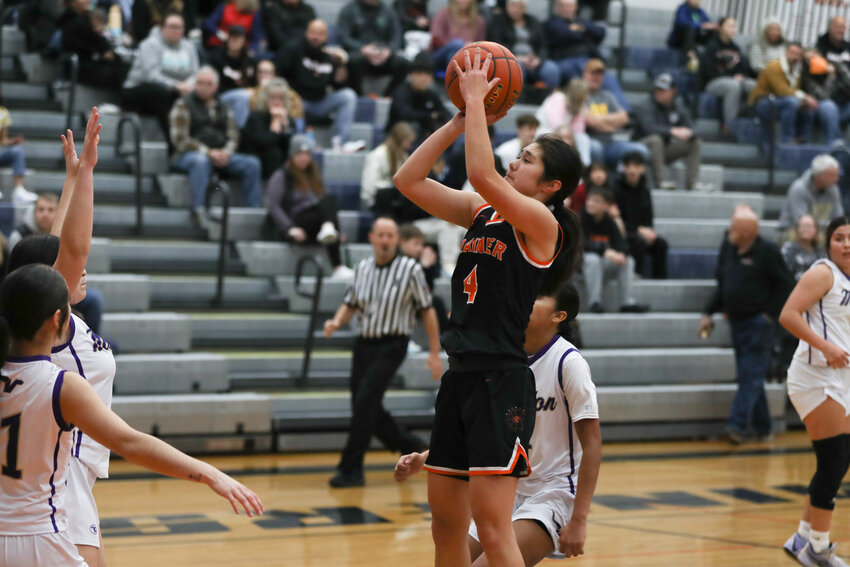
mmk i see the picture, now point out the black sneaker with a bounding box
[329,470,365,488]
[590,302,604,313]
[619,303,650,313]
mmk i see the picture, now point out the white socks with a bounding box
[810,529,830,553]
[798,520,811,539]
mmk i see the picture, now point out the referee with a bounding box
[324,217,443,487]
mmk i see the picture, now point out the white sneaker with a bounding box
[694,182,717,192]
[659,180,677,190]
[12,186,38,204]
[797,542,850,566]
[407,341,423,353]
[331,265,354,280]
[341,140,367,153]
[317,221,339,244]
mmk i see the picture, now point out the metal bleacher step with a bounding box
[101,312,191,353]
[656,218,778,248]
[113,352,230,395]
[7,170,163,206]
[149,275,282,309]
[86,274,151,312]
[223,348,356,388]
[94,206,204,238]
[651,190,764,219]
[701,141,767,167]
[400,348,736,389]
[723,167,800,194]
[21,140,132,173]
[236,240,373,277]
[189,311,355,349]
[107,239,244,274]
[578,313,731,348]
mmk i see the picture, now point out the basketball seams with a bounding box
[446,42,522,115]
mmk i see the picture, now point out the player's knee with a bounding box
[430,508,469,539]
[473,517,513,551]
[808,434,849,510]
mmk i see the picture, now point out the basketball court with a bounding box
[98,431,836,566]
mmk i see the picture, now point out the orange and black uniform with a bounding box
[425,204,562,477]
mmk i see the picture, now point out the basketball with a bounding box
[445,41,523,116]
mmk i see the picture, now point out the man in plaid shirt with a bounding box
[169,66,262,225]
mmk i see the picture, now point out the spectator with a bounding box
[545,0,627,109]
[571,161,607,213]
[778,154,843,237]
[131,0,195,44]
[548,124,588,211]
[122,13,200,139]
[748,42,812,144]
[265,135,354,280]
[58,3,130,89]
[395,0,429,33]
[387,53,451,140]
[633,72,702,191]
[429,0,485,70]
[9,194,57,250]
[815,15,850,70]
[208,25,257,129]
[698,206,793,443]
[170,66,263,223]
[613,152,668,279]
[487,0,559,91]
[323,216,441,488]
[666,0,716,65]
[277,20,363,150]
[240,78,295,177]
[781,214,825,282]
[583,59,649,167]
[537,78,591,165]
[494,114,539,171]
[261,0,316,53]
[204,0,265,53]
[0,105,36,204]
[580,187,649,313]
[701,17,755,135]
[399,223,449,332]
[799,51,843,145]
[748,17,786,73]
[249,63,305,132]
[362,121,417,213]
[338,0,408,96]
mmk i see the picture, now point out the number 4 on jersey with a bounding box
[463,265,479,304]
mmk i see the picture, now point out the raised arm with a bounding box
[53,108,100,302]
[51,129,81,237]
[457,50,558,257]
[393,116,485,229]
[61,372,264,517]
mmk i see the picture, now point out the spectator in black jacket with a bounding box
[59,2,130,89]
[387,53,451,140]
[633,73,702,191]
[488,0,560,91]
[240,78,295,177]
[544,0,626,108]
[701,17,755,134]
[394,0,429,33]
[613,152,668,279]
[338,0,408,95]
[580,187,649,313]
[208,25,257,128]
[815,15,850,70]
[261,0,316,52]
[277,20,360,149]
[697,205,793,443]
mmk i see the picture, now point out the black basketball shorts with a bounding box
[424,366,536,478]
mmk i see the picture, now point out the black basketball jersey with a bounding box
[442,203,562,365]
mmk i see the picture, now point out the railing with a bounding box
[205,178,232,308]
[60,53,79,132]
[767,95,777,194]
[612,0,627,83]
[293,255,325,388]
[115,114,143,234]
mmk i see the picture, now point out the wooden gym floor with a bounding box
[97,431,843,566]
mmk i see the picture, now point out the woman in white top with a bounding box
[779,216,850,566]
[535,78,591,166]
[361,121,416,211]
[0,264,263,567]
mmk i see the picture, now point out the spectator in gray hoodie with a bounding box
[121,13,200,139]
[778,154,843,239]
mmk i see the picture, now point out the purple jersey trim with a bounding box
[51,317,76,354]
[47,429,64,533]
[51,371,73,432]
[528,335,561,366]
[556,350,576,495]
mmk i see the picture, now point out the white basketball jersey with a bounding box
[0,356,73,535]
[794,259,850,367]
[51,314,115,478]
[518,336,598,498]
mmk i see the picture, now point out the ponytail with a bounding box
[542,204,582,294]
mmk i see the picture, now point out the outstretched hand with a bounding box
[207,470,265,517]
[60,129,80,177]
[450,48,501,109]
[79,107,102,169]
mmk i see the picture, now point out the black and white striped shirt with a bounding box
[344,254,432,338]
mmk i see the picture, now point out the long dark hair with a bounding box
[825,216,850,260]
[8,234,60,273]
[535,134,583,290]
[0,264,69,366]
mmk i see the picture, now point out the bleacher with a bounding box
[0,0,809,454]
